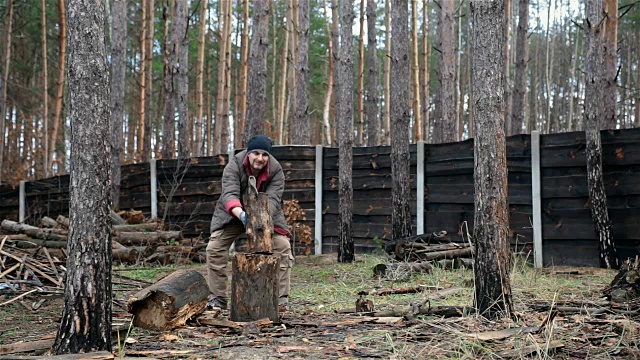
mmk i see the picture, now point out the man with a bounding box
[206,135,294,311]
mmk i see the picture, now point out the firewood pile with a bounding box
[375,231,474,279]
[603,256,640,307]
[0,210,207,267]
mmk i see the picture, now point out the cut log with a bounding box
[56,215,69,229]
[454,258,474,269]
[110,209,127,225]
[127,269,209,330]
[11,239,67,249]
[118,210,144,224]
[230,253,279,322]
[603,257,640,303]
[1,220,39,233]
[115,231,180,246]
[23,229,68,242]
[364,284,438,296]
[242,182,272,253]
[112,222,159,233]
[112,247,140,264]
[40,216,58,228]
[373,262,433,277]
[0,339,55,355]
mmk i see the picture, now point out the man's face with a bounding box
[248,151,269,172]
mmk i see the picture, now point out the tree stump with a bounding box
[230,175,280,322]
[230,253,279,322]
[127,269,209,330]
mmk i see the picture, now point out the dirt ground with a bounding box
[1,254,639,359]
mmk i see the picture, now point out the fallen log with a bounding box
[56,215,69,229]
[418,247,474,262]
[112,248,140,264]
[603,257,640,304]
[364,284,439,296]
[115,231,180,246]
[373,262,433,278]
[23,229,67,242]
[40,216,58,228]
[374,305,475,318]
[127,268,209,330]
[10,239,67,249]
[110,210,127,225]
[1,220,39,233]
[112,222,159,233]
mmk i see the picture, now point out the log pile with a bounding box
[0,211,207,266]
[603,256,640,306]
[376,231,474,279]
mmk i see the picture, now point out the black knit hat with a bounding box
[246,135,273,155]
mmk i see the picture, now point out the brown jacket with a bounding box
[209,150,290,235]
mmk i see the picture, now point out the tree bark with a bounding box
[356,0,365,146]
[601,0,618,130]
[0,0,13,184]
[411,0,422,142]
[230,253,279,322]
[383,0,391,145]
[337,0,354,263]
[162,0,176,159]
[244,0,270,145]
[322,0,334,145]
[50,0,66,175]
[421,0,430,142]
[511,0,529,136]
[584,0,619,269]
[109,0,127,210]
[292,0,310,144]
[365,0,378,146]
[176,0,189,158]
[471,0,513,320]
[53,0,112,352]
[390,1,412,242]
[143,0,154,161]
[438,0,456,143]
[127,269,209,330]
[41,0,49,177]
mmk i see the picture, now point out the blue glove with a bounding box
[240,211,247,226]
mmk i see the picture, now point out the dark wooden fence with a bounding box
[1,129,639,266]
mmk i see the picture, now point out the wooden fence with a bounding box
[1,128,639,266]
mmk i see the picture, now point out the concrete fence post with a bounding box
[150,158,158,219]
[417,141,426,234]
[531,131,543,268]
[19,180,26,222]
[315,145,323,255]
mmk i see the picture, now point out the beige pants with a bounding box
[206,221,293,300]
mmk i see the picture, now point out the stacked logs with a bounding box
[0,212,205,265]
[375,231,474,279]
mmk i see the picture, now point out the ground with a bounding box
[1,254,639,359]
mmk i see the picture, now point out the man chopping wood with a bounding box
[206,135,294,311]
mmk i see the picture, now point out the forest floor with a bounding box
[1,254,639,359]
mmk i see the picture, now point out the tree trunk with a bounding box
[331,0,339,145]
[110,0,126,209]
[601,0,618,130]
[277,1,291,145]
[137,0,147,162]
[244,0,270,145]
[337,0,354,263]
[50,0,66,175]
[383,0,391,145]
[53,0,112,352]
[356,0,365,146]
[511,0,529,135]
[322,0,334,146]
[195,0,207,157]
[41,0,49,177]
[214,0,228,154]
[390,1,412,242]
[0,0,14,184]
[544,0,554,133]
[221,0,232,151]
[176,0,189,159]
[439,0,456,143]
[421,0,430,142]
[636,29,640,128]
[411,0,421,142]
[584,0,619,269]
[292,0,310,144]
[502,0,512,136]
[143,0,154,161]
[238,0,249,147]
[162,0,176,159]
[471,0,513,320]
[365,0,378,147]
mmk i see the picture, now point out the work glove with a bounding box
[240,211,247,226]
